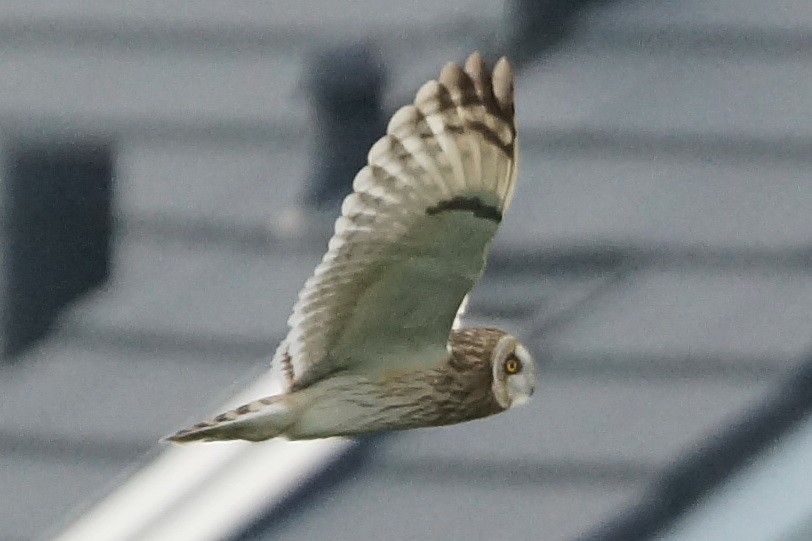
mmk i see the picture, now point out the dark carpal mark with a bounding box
[426,196,502,223]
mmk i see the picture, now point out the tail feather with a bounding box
[164,395,293,444]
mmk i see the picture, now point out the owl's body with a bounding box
[166,52,535,445]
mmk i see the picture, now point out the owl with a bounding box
[166,52,534,444]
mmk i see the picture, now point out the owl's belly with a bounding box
[284,374,447,439]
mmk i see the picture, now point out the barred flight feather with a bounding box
[271,52,518,391]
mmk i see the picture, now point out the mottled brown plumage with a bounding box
[168,327,522,443]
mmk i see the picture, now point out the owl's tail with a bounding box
[163,395,295,444]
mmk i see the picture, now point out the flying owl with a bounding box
[166,51,534,444]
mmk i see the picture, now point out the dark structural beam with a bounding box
[579,354,812,541]
[302,43,387,212]
[3,139,114,358]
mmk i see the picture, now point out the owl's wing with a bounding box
[273,52,517,390]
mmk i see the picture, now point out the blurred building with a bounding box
[0,1,811,540]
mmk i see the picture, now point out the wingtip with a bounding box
[463,51,494,104]
[495,55,512,69]
[438,60,467,89]
[464,51,485,72]
[415,79,442,105]
[492,56,515,115]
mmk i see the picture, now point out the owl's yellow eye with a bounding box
[504,355,522,374]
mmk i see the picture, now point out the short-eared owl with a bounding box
[167,52,534,444]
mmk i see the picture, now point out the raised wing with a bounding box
[274,52,518,390]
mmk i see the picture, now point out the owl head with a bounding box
[490,334,535,409]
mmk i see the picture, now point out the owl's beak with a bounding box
[507,374,535,407]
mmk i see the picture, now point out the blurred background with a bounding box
[1,1,811,540]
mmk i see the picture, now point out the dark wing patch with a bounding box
[426,196,502,223]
